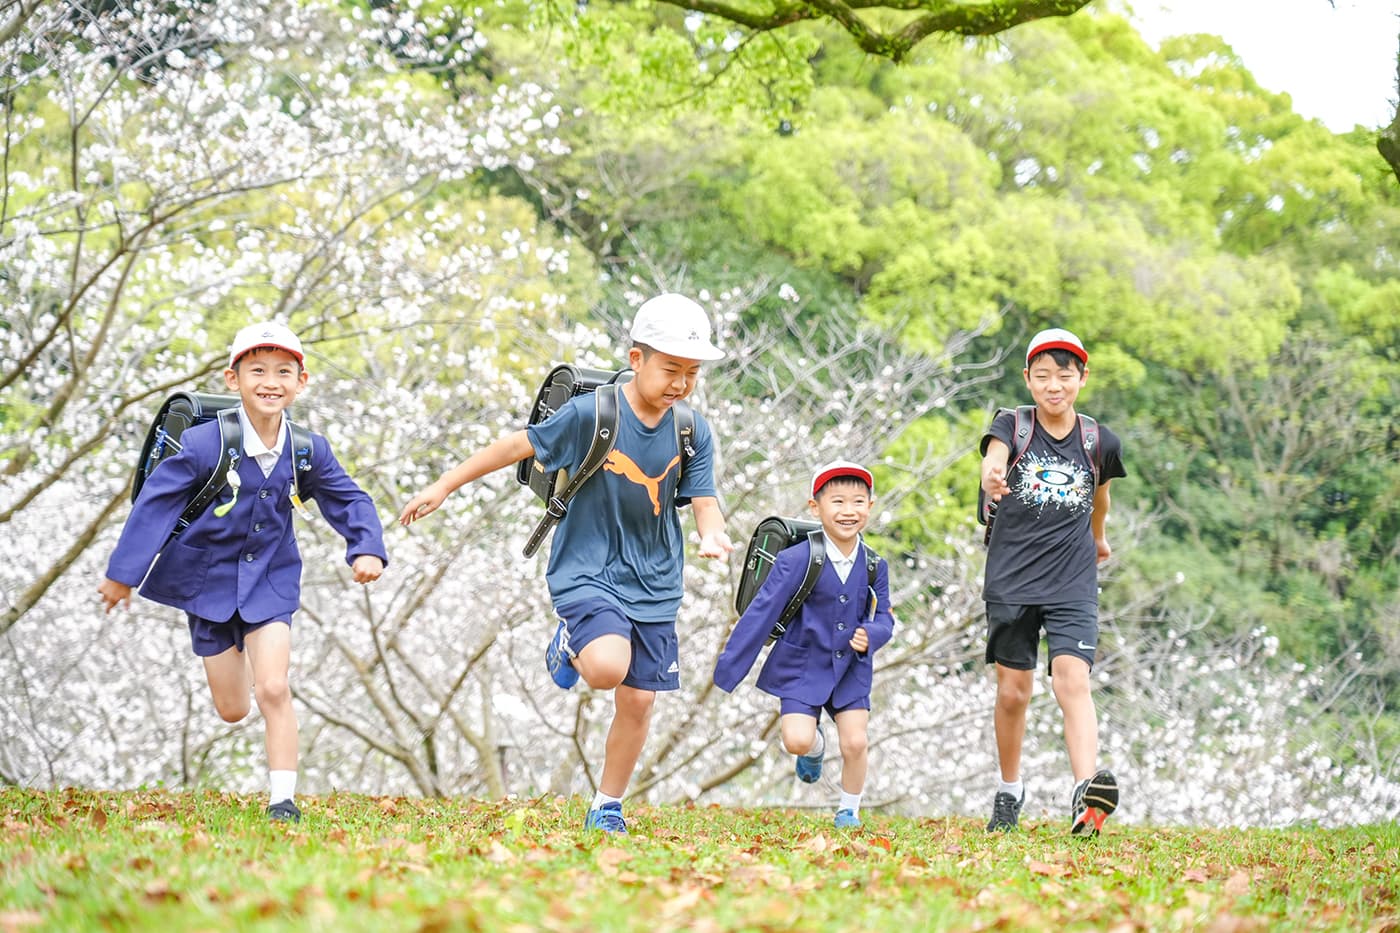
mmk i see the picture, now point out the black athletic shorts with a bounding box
[985,600,1098,674]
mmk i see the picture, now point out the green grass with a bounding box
[1,789,1396,931]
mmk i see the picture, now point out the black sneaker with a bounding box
[986,788,1025,832]
[267,799,302,823]
[1070,770,1118,837]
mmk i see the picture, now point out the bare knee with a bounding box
[212,697,251,723]
[780,721,816,755]
[839,729,868,761]
[614,687,655,723]
[254,675,291,714]
[577,636,630,690]
[996,678,1033,713]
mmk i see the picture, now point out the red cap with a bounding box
[811,459,874,497]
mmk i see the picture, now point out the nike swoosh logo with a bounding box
[1077,641,1096,651]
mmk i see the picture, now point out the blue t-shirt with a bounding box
[526,390,718,621]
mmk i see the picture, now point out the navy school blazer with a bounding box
[714,537,895,708]
[105,417,388,623]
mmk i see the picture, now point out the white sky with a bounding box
[1125,0,1398,132]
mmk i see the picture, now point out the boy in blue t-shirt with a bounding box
[99,322,388,823]
[400,293,734,833]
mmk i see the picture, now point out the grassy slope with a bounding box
[1,789,1396,931]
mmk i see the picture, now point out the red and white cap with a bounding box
[228,321,305,368]
[1025,327,1087,367]
[811,459,874,497]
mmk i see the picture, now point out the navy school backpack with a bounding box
[976,404,1100,546]
[733,515,880,644]
[132,391,314,542]
[515,364,695,558]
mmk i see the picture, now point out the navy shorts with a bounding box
[985,600,1098,674]
[186,611,289,658]
[779,695,871,719]
[555,598,680,692]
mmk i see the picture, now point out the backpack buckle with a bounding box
[545,496,568,520]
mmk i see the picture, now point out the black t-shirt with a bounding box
[983,410,1126,605]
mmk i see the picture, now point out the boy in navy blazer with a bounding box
[714,459,895,829]
[99,322,387,823]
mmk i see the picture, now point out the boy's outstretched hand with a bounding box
[399,483,448,526]
[697,530,734,559]
[352,554,384,583]
[982,464,1011,503]
[98,578,132,613]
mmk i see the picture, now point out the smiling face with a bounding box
[808,477,872,552]
[224,347,306,419]
[627,344,702,418]
[1023,349,1087,420]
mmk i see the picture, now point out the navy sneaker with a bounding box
[795,732,825,784]
[834,808,861,829]
[986,788,1024,832]
[1071,769,1119,837]
[584,801,627,833]
[545,618,578,689]
[267,799,301,823]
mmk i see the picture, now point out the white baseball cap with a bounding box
[811,459,874,497]
[1025,327,1087,367]
[228,321,305,368]
[629,293,725,361]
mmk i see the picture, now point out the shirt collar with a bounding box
[238,406,287,459]
[823,531,860,567]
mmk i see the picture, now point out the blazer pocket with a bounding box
[144,540,211,600]
[762,642,811,692]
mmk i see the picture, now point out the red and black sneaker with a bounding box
[1070,769,1118,837]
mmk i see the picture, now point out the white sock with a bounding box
[838,789,862,815]
[270,770,297,805]
[998,778,1023,799]
[805,730,825,757]
[592,791,622,810]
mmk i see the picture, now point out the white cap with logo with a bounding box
[811,459,874,497]
[228,321,305,369]
[629,293,725,361]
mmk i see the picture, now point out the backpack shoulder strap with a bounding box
[768,529,826,644]
[863,542,881,620]
[1008,405,1037,469]
[673,400,695,478]
[286,417,315,516]
[172,408,242,539]
[1077,413,1101,485]
[522,384,621,558]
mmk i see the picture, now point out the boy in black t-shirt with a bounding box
[979,328,1127,836]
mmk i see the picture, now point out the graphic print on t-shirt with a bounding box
[1013,451,1093,515]
[603,449,680,516]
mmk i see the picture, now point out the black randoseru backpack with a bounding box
[132,391,313,545]
[734,516,880,644]
[516,364,695,558]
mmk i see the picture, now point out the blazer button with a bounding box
[835,650,844,658]
[244,553,254,562]
[839,594,848,604]
[259,489,270,499]
[253,523,264,532]
[837,623,846,631]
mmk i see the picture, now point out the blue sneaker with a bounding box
[834,808,861,829]
[795,732,824,784]
[545,619,578,689]
[584,801,627,833]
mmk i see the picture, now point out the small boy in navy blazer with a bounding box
[715,459,895,829]
[99,321,387,823]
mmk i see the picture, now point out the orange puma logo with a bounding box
[604,450,680,516]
